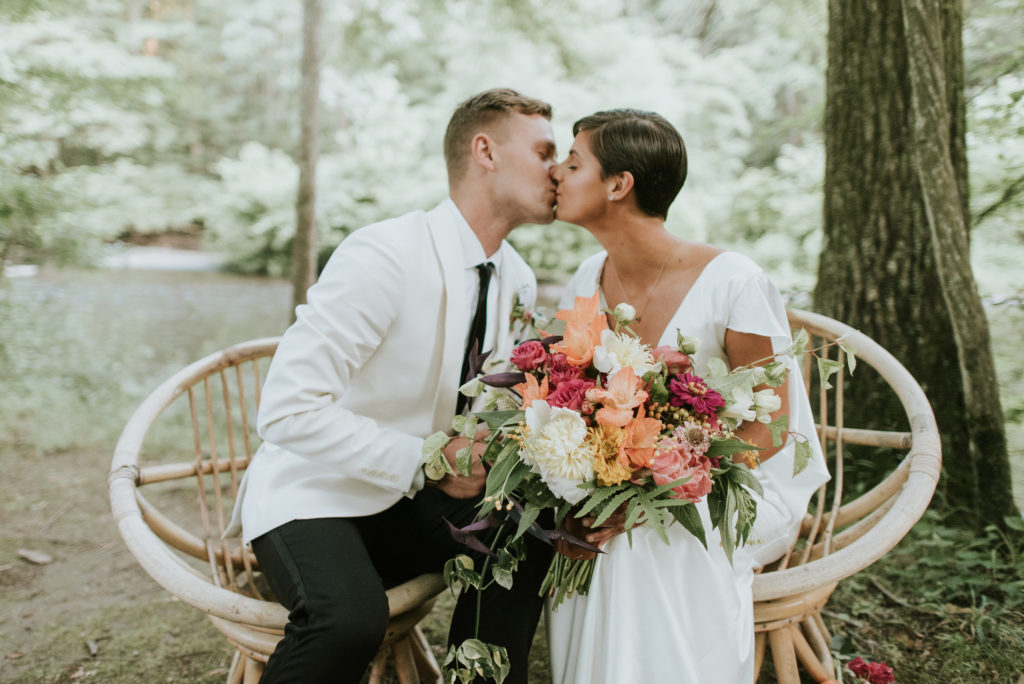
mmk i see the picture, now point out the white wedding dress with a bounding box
[547,251,831,684]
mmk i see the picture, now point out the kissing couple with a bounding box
[228,87,830,683]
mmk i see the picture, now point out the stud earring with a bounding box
[608,195,614,201]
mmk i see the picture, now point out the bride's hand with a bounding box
[555,508,631,560]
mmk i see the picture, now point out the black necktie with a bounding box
[458,262,494,414]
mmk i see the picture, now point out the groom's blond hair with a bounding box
[444,88,552,185]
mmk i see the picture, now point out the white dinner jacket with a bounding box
[232,200,537,544]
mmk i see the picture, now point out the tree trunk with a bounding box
[815,0,1016,528]
[291,0,322,318]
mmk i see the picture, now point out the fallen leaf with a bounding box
[86,639,99,656]
[5,651,23,660]
[17,549,53,565]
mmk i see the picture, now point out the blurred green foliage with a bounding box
[0,0,1021,293]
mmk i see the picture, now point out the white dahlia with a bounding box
[521,401,594,504]
[592,329,656,378]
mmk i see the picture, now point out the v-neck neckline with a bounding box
[596,250,729,346]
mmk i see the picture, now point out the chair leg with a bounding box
[410,625,442,682]
[392,635,420,684]
[792,624,833,682]
[802,614,834,675]
[242,656,263,683]
[227,650,244,684]
[768,626,801,684]
[753,632,766,682]
[367,648,389,684]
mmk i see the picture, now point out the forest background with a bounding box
[1,0,1023,682]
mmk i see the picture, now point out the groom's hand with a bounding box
[436,428,489,498]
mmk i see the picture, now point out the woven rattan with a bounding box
[108,338,445,683]
[750,310,941,682]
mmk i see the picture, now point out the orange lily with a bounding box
[622,416,663,469]
[513,373,549,408]
[554,290,603,326]
[550,318,604,367]
[585,366,649,427]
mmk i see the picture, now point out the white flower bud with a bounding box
[613,302,636,325]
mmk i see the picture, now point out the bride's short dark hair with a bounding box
[573,110,687,219]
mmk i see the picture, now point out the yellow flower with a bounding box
[588,424,634,487]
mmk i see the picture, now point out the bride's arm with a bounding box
[724,329,790,463]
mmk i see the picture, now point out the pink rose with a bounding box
[546,353,584,386]
[546,378,596,411]
[847,658,894,684]
[511,340,547,371]
[653,345,692,375]
[649,439,713,503]
[848,658,869,679]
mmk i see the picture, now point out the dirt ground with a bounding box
[0,443,233,683]
[0,441,548,684]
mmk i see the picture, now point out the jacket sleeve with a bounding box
[255,226,425,493]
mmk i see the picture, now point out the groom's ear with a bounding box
[470,133,497,171]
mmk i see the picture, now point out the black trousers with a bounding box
[250,486,552,684]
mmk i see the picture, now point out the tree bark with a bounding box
[291,0,322,318]
[816,0,1016,528]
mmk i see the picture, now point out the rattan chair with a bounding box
[751,310,942,683]
[108,338,445,684]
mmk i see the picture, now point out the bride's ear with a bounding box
[470,133,497,171]
[607,171,635,201]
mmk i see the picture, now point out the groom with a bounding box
[232,88,558,683]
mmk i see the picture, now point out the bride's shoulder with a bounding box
[699,247,762,276]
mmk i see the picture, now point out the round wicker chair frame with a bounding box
[109,338,444,683]
[750,310,942,682]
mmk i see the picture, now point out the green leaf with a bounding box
[592,487,640,527]
[513,505,541,541]
[766,415,788,447]
[816,356,844,390]
[793,439,813,476]
[792,328,810,357]
[491,565,514,590]
[474,409,524,431]
[836,337,858,374]
[1005,515,1024,532]
[670,502,707,549]
[575,482,630,517]
[443,555,478,595]
[726,463,763,497]
[455,445,473,476]
[707,436,761,458]
[648,373,669,405]
[717,485,738,565]
[483,441,523,498]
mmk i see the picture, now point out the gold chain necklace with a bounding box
[607,245,676,323]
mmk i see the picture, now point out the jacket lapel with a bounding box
[492,241,528,365]
[426,202,465,429]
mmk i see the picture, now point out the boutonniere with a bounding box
[509,291,534,329]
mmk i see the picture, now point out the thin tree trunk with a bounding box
[815,0,1016,528]
[291,0,322,318]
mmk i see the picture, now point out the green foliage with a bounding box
[3,0,1021,301]
[827,509,1024,681]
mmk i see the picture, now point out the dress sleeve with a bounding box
[726,270,793,355]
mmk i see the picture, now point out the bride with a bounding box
[545,109,831,683]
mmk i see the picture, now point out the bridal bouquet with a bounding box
[426,291,846,682]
